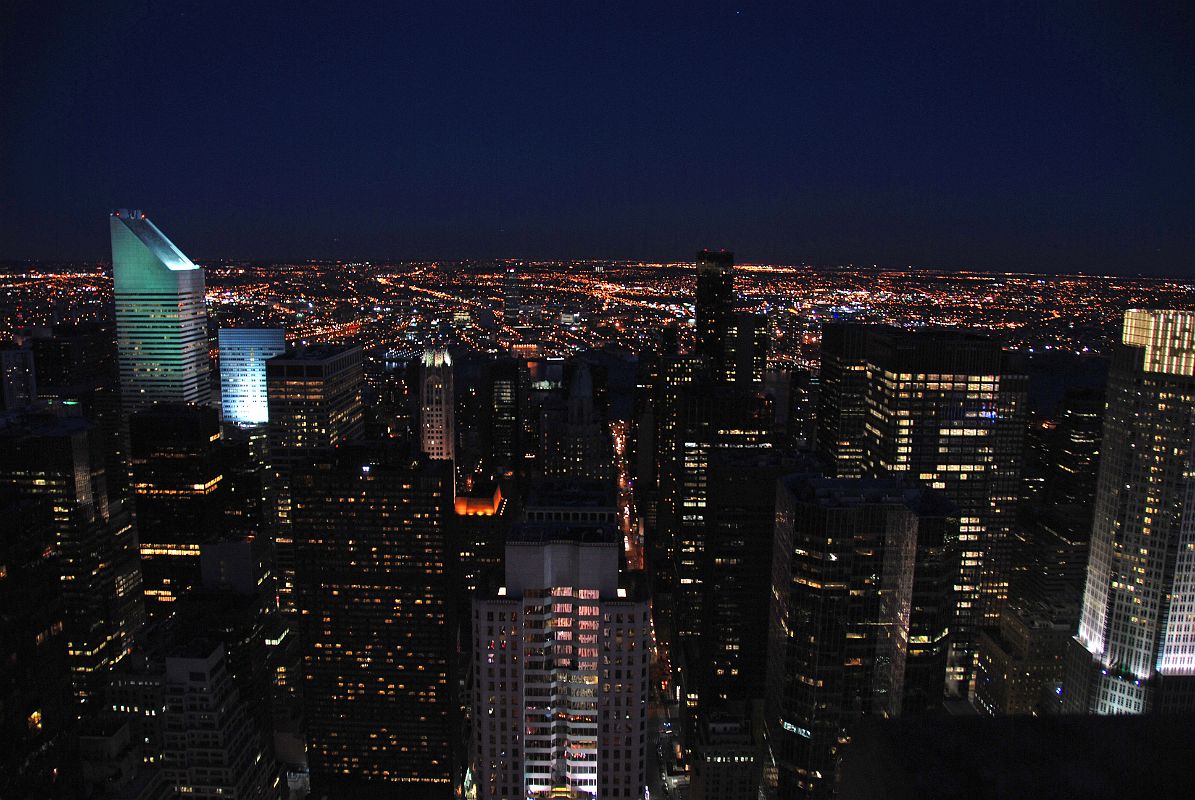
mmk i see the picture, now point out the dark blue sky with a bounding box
[2,2,1193,274]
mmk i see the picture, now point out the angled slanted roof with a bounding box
[111,209,198,271]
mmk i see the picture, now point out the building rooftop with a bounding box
[111,209,198,272]
[268,342,361,362]
[508,521,621,546]
[782,474,957,516]
[526,478,617,510]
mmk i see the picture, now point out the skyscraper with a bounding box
[540,360,613,481]
[0,345,37,410]
[420,348,456,464]
[265,343,364,613]
[218,328,286,427]
[471,522,650,800]
[670,386,774,662]
[818,324,1028,691]
[292,444,454,792]
[110,210,210,415]
[727,310,770,386]
[161,640,275,798]
[0,414,145,704]
[129,403,226,620]
[699,449,791,708]
[487,358,526,478]
[695,249,735,380]
[503,268,521,325]
[815,324,870,478]
[765,476,957,799]
[1066,310,1195,714]
[0,494,71,799]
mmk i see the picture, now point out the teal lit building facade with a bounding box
[111,209,210,414]
[218,328,285,426]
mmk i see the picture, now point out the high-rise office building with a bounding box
[291,445,453,792]
[817,324,1028,690]
[765,477,957,799]
[130,403,226,619]
[0,494,71,799]
[644,353,701,596]
[699,449,791,708]
[28,322,116,403]
[471,522,650,800]
[976,601,1074,716]
[487,358,526,478]
[670,386,773,655]
[695,249,735,380]
[1066,310,1195,714]
[110,210,210,415]
[161,640,275,799]
[0,345,37,410]
[265,343,364,613]
[0,414,145,705]
[503,268,521,325]
[540,360,612,481]
[815,324,870,477]
[218,328,286,427]
[420,348,456,464]
[723,310,769,386]
[689,711,759,800]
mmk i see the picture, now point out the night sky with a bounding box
[2,2,1193,274]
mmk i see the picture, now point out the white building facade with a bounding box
[472,524,649,799]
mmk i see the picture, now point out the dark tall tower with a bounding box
[292,445,454,793]
[765,477,957,799]
[671,385,774,654]
[162,640,275,798]
[487,358,525,478]
[0,415,145,705]
[265,344,364,613]
[502,267,521,326]
[700,450,790,706]
[0,345,37,410]
[0,494,71,799]
[695,250,735,379]
[1067,310,1195,714]
[541,360,613,481]
[129,403,225,620]
[816,324,870,477]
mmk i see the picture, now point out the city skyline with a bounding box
[5,5,1195,798]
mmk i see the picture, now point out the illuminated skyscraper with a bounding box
[265,343,364,613]
[1066,310,1195,714]
[818,324,1028,691]
[471,522,649,800]
[218,328,286,426]
[421,348,456,463]
[292,444,453,792]
[110,210,210,415]
[503,268,521,325]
